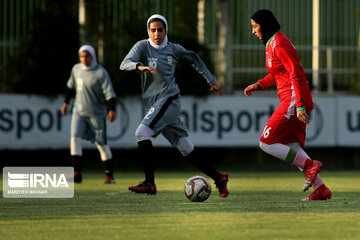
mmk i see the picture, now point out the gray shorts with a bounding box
[71,111,107,145]
[141,94,188,146]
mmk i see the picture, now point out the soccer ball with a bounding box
[184,176,211,202]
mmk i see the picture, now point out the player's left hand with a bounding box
[210,82,223,96]
[107,110,116,123]
[297,109,310,125]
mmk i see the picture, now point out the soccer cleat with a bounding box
[215,172,230,198]
[104,176,115,184]
[128,181,157,195]
[301,184,332,201]
[73,172,82,183]
[303,180,312,192]
[303,160,322,192]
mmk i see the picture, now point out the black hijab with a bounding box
[251,9,281,46]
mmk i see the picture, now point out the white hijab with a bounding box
[78,45,98,70]
[147,14,168,50]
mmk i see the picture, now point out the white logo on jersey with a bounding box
[268,58,272,68]
[167,56,172,64]
[148,58,158,69]
[77,78,84,91]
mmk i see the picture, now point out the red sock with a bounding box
[293,153,311,169]
[312,174,324,190]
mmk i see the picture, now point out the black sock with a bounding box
[103,159,114,177]
[138,140,155,184]
[71,155,83,173]
[186,148,221,182]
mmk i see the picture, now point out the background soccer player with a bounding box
[61,45,117,184]
[120,14,229,198]
[244,9,331,201]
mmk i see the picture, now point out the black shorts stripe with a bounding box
[149,94,179,129]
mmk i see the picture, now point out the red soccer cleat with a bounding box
[128,181,157,195]
[302,184,332,201]
[215,172,230,198]
[104,176,115,184]
[303,160,322,191]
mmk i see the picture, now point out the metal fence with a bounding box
[1,0,360,93]
[0,0,46,89]
[203,0,360,93]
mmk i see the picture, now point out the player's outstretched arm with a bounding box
[210,82,223,96]
[244,83,259,97]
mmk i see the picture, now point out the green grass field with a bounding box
[1,170,360,240]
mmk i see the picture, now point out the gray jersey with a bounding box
[67,63,116,117]
[120,40,215,109]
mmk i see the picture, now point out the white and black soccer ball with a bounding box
[184,176,211,202]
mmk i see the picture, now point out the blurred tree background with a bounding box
[1,0,213,96]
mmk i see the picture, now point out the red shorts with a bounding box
[260,102,307,147]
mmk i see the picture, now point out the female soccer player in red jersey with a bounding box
[244,9,331,201]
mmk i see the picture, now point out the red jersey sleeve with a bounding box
[273,45,307,108]
[257,73,276,90]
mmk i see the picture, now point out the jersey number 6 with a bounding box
[261,125,272,138]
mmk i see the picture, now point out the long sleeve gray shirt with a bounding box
[67,64,116,117]
[120,40,215,109]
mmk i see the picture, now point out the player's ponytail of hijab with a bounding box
[251,9,280,46]
[147,14,168,50]
[78,45,98,70]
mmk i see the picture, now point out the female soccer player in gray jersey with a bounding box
[61,45,117,184]
[120,14,229,197]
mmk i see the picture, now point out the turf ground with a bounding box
[1,170,360,240]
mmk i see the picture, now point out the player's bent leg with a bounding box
[71,155,83,183]
[181,139,229,198]
[288,142,328,192]
[70,137,83,183]
[135,124,155,142]
[284,147,322,191]
[259,141,289,160]
[96,143,115,184]
[260,141,322,191]
[70,137,83,156]
[176,137,194,156]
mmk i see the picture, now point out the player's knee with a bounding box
[96,143,112,161]
[70,137,82,156]
[135,124,155,142]
[259,141,271,153]
[176,137,194,156]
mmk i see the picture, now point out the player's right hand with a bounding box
[138,66,158,74]
[210,82,223,96]
[107,110,116,123]
[61,103,68,115]
[244,84,259,97]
